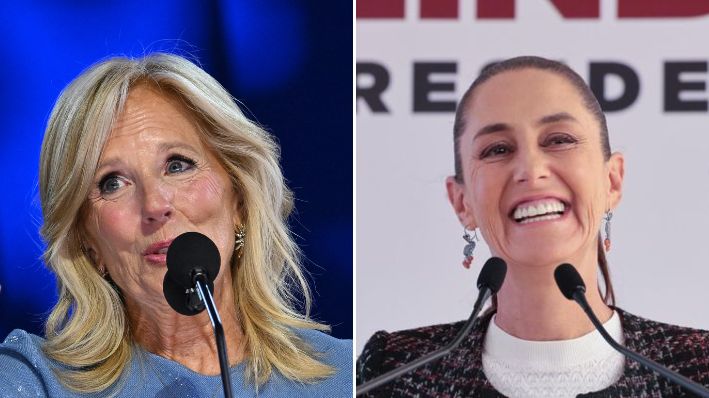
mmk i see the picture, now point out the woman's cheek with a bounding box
[91,202,131,243]
[471,169,500,220]
[183,172,237,262]
[180,172,232,221]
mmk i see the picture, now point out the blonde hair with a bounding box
[39,53,333,393]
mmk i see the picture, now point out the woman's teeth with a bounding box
[519,213,562,224]
[513,201,566,223]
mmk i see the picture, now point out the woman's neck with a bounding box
[126,278,245,375]
[492,253,612,341]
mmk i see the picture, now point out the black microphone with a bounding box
[163,232,220,315]
[554,263,709,398]
[163,232,234,398]
[356,257,507,396]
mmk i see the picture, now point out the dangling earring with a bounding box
[234,225,246,258]
[603,211,613,252]
[98,265,108,278]
[462,227,478,269]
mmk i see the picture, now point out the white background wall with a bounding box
[356,0,709,353]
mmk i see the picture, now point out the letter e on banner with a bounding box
[664,62,708,112]
[413,62,457,112]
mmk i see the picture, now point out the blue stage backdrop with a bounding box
[0,1,352,340]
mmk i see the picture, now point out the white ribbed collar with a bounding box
[483,310,623,371]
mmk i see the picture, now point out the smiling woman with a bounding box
[356,56,709,398]
[0,53,351,397]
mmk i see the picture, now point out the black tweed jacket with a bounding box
[357,308,709,397]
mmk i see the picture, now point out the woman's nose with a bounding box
[513,147,550,184]
[141,181,174,225]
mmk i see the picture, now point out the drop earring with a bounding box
[462,227,478,269]
[603,211,613,252]
[234,225,246,258]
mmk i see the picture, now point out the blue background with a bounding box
[0,1,352,340]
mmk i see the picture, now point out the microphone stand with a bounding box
[356,287,493,396]
[571,290,709,398]
[195,273,234,398]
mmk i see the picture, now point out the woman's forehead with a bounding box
[109,85,199,140]
[465,69,593,130]
[96,87,207,169]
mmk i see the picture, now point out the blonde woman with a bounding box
[0,53,351,397]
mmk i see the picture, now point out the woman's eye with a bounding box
[166,156,196,174]
[480,143,513,159]
[98,174,125,195]
[545,133,577,146]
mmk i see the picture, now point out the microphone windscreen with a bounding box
[162,275,212,316]
[477,257,507,293]
[166,231,221,288]
[554,263,586,300]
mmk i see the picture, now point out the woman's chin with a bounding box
[504,238,580,268]
[505,216,580,255]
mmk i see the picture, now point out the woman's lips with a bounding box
[144,253,167,265]
[143,239,174,265]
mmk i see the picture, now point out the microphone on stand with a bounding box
[554,263,709,398]
[163,232,234,398]
[356,257,507,396]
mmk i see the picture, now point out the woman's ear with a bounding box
[607,152,625,210]
[446,176,477,229]
[232,188,244,227]
[82,241,107,276]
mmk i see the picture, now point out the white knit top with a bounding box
[482,311,625,398]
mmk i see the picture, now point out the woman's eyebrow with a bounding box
[95,142,199,172]
[473,112,579,141]
[157,141,199,154]
[536,112,578,126]
[473,123,511,140]
[95,158,122,174]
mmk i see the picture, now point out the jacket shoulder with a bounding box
[0,329,52,397]
[357,320,466,383]
[617,308,709,388]
[296,328,353,375]
[619,308,709,352]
